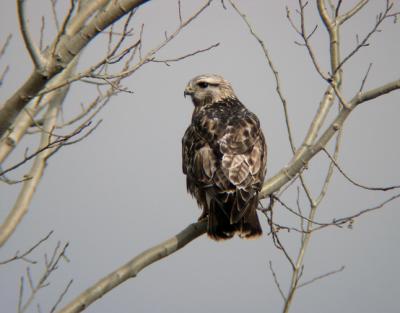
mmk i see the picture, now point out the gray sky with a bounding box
[1,1,400,312]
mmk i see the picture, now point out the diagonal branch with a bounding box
[337,0,369,25]
[322,148,400,191]
[260,77,400,199]
[0,34,12,59]
[0,92,63,247]
[56,220,207,313]
[0,57,78,164]
[298,265,345,288]
[0,230,53,265]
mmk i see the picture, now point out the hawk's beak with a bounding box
[184,86,194,98]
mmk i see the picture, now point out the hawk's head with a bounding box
[184,74,236,106]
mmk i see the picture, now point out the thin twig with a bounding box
[337,0,369,25]
[0,65,10,86]
[51,0,76,58]
[359,63,373,92]
[50,0,60,31]
[0,231,54,265]
[20,242,70,313]
[230,0,296,152]
[39,16,46,51]
[17,0,45,68]
[152,42,220,65]
[178,0,183,25]
[335,0,343,18]
[335,1,395,75]
[287,2,329,81]
[331,193,400,226]
[269,261,286,301]
[273,195,333,227]
[50,280,74,313]
[298,266,345,288]
[0,34,12,58]
[18,276,24,313]
[261,203,296,269]
[322,148,400,191]
[316,126,343,206]
[0,122,92,177]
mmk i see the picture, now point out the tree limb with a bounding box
[16,0,46,69]
[260,77,400,199]
[337,0,369,25]
[0,90,63,247]
[56,220,207,313]
[0,0,151,138]
[0,56,78,164]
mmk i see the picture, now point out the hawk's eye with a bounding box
[197,82,209,89]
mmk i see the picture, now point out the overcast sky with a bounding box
[1,1,400,312]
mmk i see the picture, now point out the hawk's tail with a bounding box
[207,196,262,241]
[208,200,236,241]
[238,200,263,239]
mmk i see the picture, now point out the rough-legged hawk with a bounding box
[182,74,267,240]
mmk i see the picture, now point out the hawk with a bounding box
[182,74,267,240]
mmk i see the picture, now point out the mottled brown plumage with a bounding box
[182,74,267,240]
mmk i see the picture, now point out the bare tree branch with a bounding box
[335,1,396,75]
[0,231,53,265]
[316,128,343,206]
[0,65,10,86]
[337,0,369,24]
[0,54,81,247]
[260,76,400,199]
[56,220,207,313]
[0,55,77,164]
[269,260,286,301]
[19,242,70,313]
[0,0,152,137]
[50,280,74,313]
[0,99,61,247]
[51,0,77,58]
[17,0,46,68]
[229,0,296,152]
[0,121,93,178]
[359,62,373,92]
[50,0,60,31]
[0,34,12,59]
[312,192,400,232]
[298,265,345,288]
[287,1,330,81]
[152,42,220,65]
[322,148,400,191]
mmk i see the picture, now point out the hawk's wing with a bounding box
[183,110,267,224]
[217,112,267,223]
[182,125,216,214]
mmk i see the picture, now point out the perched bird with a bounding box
[182,74,267,240]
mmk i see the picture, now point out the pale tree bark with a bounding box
[0,58,78,247]
[0,0,148,137]
[0,0,215,248]
[57,221,207,313]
